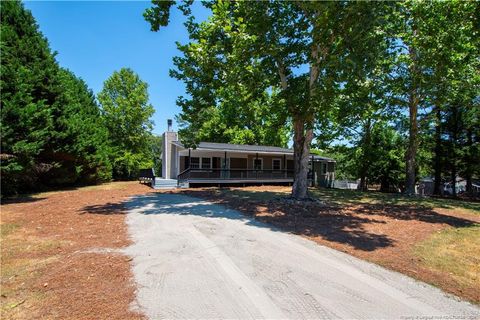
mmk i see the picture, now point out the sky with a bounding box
[24,0,211,135]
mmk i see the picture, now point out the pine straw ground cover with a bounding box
[176,186,480,304]
[2,182,478,319]
[1,181,151,319]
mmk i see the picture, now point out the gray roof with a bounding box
[198,142,292,153]
[174,141,335,161]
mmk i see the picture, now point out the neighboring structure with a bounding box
[444,177,467,195]
[417,176,480,196]
[158,121,335,188]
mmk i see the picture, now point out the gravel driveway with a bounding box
[125,193,479,319]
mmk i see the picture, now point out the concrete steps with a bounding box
[177,181,189,188]
[152,178,178,189]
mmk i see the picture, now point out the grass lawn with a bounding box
[179,186,480,304]
[414,225,480,292]
[310,188,480,213]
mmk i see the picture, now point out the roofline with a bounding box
[172,141,335,161]
[182,146,293,155]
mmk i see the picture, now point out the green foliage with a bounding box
[321,0,479,193]
[97,68,155,180]
[367,124,405,192]
[53,68,113,184]
[1,0,57,194]
[168,2,291,148]
[1,1,111,196]
[146,135,163,177]
[145,0,399,198]
[315,146,357,181]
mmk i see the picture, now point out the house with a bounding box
[156,120,335,189]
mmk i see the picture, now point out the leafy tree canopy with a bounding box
[98,68,156,179]
[1,1,112,195]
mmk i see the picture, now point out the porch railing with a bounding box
[178,168,294,182]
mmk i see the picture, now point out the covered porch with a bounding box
[177,148,295,185]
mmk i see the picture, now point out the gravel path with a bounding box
[125,193,479,319]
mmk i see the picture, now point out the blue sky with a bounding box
[24,1,210,135]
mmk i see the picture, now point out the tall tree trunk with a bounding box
[405,41,419,196]
[380,175,390,193]
[433,104,442,195]
[290,39,319,200]
[451,161,457,197]
[358,119,372,192]
[465,128,473,196]
[405,93,419,195]
[292,118,313,199]
[450,106,458,197]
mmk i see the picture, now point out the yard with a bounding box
[176,186,480,304]
[1,182,478,319]
[0,182,150,319]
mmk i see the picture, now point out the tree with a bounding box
[97,68,155,179]
[145,0,390,199]
[1,1,111,195]
[367,124,405,192]
[52,68,112,184]
[333,4,396,191]
[386,0,479,195]
[162,2,290,148]
[1,0,59,194]
[388,1,431,195]
[392,0,480,196]
[147,134,163,177]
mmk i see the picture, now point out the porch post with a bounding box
[283,154,286,178]
[188,148,191,169]
[311,155,315,187]
[224,151,227,179]
[256,152,259,179]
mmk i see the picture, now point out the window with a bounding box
[272,159,281,171]
[190,157,200,169]
[253,158,263,170]
[322,163,327,174]
[201,157,211,169]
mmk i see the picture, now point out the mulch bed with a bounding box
[1,182,152,319]
[175,186,480,304]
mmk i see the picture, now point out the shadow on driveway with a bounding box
[79,191,477,253]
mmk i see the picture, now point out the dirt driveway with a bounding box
[125,193,479,319]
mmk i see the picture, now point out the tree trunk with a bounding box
[450,107,458,198]
[405,41,419,196]
[405,92,418,195]
[380,175,390,193]
[291,38,319,200]
[292,118,313,199]
[465,129,473,196]
[433,104,442,195]
[358,119,371,192]
[466,176,473,196]
[359,176,367,192]
[451,164,457,197]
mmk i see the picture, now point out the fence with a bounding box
[332,180,359,190]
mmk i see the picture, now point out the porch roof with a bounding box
[172,141,335,162]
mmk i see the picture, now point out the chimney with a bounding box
[162,119,178,179]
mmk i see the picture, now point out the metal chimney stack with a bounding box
[167,119,173,131]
